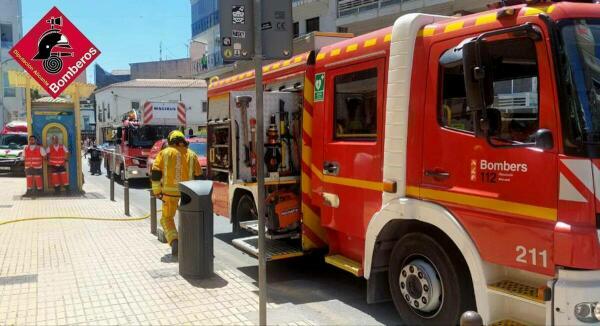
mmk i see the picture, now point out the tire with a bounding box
[233,194,257,234]
[388,233,475,325]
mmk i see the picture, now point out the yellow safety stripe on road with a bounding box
[406,186,557,222]
[310,164,384,192]
[0,212,152,226]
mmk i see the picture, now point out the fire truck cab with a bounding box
[208,2,600,324]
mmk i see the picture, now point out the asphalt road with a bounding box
[80,158,402,325]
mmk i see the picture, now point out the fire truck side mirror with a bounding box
[462,40,493,124]
[534,129,554,150]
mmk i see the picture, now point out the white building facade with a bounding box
[94,79,207,141]
[0,0,24,128]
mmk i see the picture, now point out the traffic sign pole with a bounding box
[253,0,267,325]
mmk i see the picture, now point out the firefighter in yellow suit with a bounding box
[151,130,202,256]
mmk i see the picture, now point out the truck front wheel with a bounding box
[388,233,474,325]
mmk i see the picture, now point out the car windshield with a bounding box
[128,126,174,148]
[189,142,206,156]
[0,134,27,149]
[559,19,600,155]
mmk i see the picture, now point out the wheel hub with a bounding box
[398,258,442,314]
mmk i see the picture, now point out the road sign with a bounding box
[10,7,100,98]
[261,0,293,60]
[220,0,254,62]
[314,73,325,102]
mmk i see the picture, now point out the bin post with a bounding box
[110,153,115,201]
[150,190,157,235]
[178,180,214,279]
[124,179,130,216]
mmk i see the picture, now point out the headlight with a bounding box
[574,302,600,323]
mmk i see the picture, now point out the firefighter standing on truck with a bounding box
[47,135,70,194]
[151,130,202,256]
[23,135,46,197]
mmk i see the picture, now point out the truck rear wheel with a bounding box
[233,194,257,234]
[388,233,474,325]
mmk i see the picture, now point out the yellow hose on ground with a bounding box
[0,211,160,226]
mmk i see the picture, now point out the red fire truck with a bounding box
[207,2,600,324]
[105,102,184,179]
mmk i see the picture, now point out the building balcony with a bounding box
[292,0,330,21]
[336,0,484,35]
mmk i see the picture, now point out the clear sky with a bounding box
[22,0,192,83]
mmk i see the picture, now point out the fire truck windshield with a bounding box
[559,19,600,156]
[127,125,173,148]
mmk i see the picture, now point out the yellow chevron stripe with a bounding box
[304,79,314,106]
[384,34,391,43]
[406,186,557,222]
[316,52,326,61]
[524,6,550,16]
[302,236,318,250]
[302,203,328,242]
[364,38,377,48]
[302,109,313,137]
[346,44,358,52]
[311,164,384,192]
[301,171,312,196]
[475,13,497,26]
[301,142,312,165]
[422,26,436,37]
[444,21,464,33]
[330,48,341,57]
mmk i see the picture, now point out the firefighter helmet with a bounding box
[33,29,71,60]
[167,130,187,146]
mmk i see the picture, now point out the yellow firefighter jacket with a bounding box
[151,146,202,196]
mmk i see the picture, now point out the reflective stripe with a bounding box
[24,146,43,168]
[48,146,66,166]
[188,151,195,179]
[175,151,182,183]
[163,152,169,184]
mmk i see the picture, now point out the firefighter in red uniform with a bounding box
[47,135,70,194]
[23,135,46,197]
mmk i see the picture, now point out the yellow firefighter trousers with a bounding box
[161,196,180,245]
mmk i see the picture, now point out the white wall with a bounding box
[293,0,338,35]
[94,85,207,140]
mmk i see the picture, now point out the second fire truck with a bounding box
[207,2,600,324]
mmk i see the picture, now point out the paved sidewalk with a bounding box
[0,177,273,326]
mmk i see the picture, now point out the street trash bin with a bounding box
[178,180,214,278]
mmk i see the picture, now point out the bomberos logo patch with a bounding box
[10,7,100,98]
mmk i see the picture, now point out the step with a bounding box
[488,280,546,304]
[324,254,362,277]
[490,319,529,326]
[232,235,303,261]
[239,220,300,240]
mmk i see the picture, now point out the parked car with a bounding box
[146,137,207,177]
[0,133,28,176]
